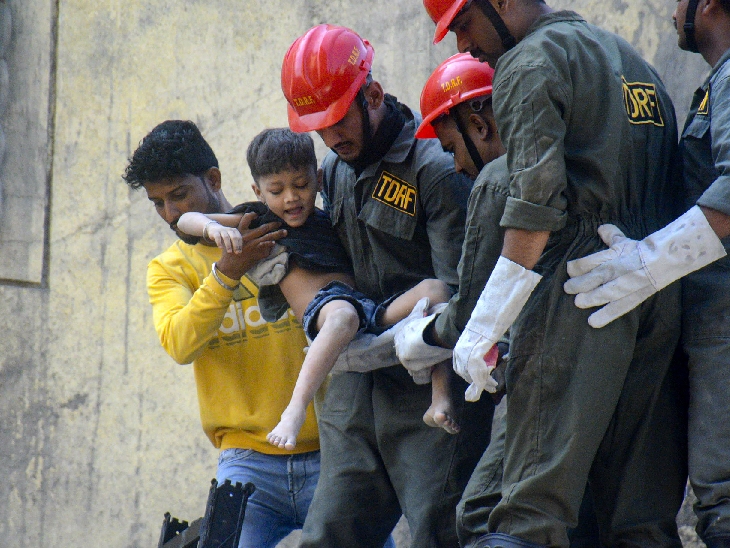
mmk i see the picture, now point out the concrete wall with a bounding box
[0,1,707,546]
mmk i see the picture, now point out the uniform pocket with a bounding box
[682,116,710,140]
[359,196,418,240]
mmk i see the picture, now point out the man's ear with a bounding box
[317,168,323,192]
[469,113,491,141]
[703,0,721,15]
[205,167,222,192]
[364,81,384,110]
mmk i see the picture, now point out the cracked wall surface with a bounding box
[0,1,707,547]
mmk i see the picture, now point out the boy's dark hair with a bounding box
[246,128,317,184]
[122,120,218,189]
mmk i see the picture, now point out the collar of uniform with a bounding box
[493,11,585,76]
[523,10,584,41]
[708,48,730,84]
[356,103,418,180]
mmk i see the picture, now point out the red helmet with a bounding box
[281,24,374,133]
[416,53,494,139]
[424,0,469,44]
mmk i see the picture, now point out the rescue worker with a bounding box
[402,51,599,548]
[280,24,493,548]
[407,56,510,548]
[564,0,730,545]
[398,1,690,546]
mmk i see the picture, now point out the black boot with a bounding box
[471,532,547,548]
[704,537,730,548]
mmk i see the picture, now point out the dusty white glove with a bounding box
[394,297,453,373]
[331,328,401,374]
[246,244,288,286]
[454,256,542,402]
[564,206,726,328]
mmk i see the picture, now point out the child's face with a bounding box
[253,166,320,227]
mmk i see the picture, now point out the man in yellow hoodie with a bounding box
[123,119,320,548]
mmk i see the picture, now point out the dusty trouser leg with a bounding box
[300,370,401,548]
[566,486,600,547]
[457,398,506,547]
[579,289,685,547]
[487,270,683,547]
[459,400,599,548]
[589,286,687,547]
[683,256,730,546]
[374,366,494,548]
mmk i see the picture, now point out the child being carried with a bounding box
[178,128,458,450]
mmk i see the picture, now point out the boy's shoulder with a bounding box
[228,201,283,227]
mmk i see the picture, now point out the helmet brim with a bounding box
[433,0,469,44]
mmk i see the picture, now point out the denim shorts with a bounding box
[301,280,377,340]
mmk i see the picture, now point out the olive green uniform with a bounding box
[300,102,494,548]
[443,157,509,545]
[680,48,730,546]
[481,11,687,546]
[435,155,509,348]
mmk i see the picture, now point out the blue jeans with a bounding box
[216,449,320,548]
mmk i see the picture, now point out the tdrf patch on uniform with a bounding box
[697,90,710,116]
[622,77,664,127]
[371,171,417,216]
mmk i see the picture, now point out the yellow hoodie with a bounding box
[147,240,319,454]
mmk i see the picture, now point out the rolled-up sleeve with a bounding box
[494,59,571,231]
[699,69,730,216]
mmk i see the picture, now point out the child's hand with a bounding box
[205,221,243,254]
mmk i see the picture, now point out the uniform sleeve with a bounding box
[417,150,473,288]
[494,59,571,232]
[147,257,235,364]
[699,68,730,216]
[434,167,509,347]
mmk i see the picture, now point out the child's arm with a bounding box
[177,212,245,253]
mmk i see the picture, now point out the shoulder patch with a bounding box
[622,76,664,127]
[371,171,417,216]
[697,89,710,116]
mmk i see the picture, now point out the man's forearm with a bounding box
[501,228,551,270]
[701,206,730,239]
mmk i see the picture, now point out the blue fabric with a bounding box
[301,280,377,340]
[216,449,320,548]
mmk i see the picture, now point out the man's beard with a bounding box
[172,188,221,245]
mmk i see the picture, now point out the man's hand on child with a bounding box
[216,213,287,280]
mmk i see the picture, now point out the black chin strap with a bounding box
[474,0,516,51]
[684,0,701,53]
[453,113,485,173]
[357,88,373,150]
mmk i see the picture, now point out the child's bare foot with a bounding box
[423,402,460,435]
[267,406,306,450]
[425,361,460,434]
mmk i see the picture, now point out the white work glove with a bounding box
[454,256,542,402]
[394,297,453,374]
[246,244,288,286]
[331,327,401,374]
[564,206,727,328]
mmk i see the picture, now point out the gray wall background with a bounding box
[0,1,708,546]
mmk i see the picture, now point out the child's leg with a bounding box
[377,278,451,327]
[423,361,460,434]
[267,299,360,450]
[377,279,462,435]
